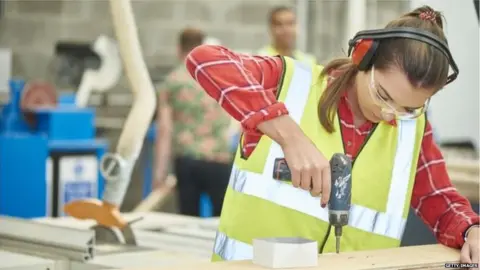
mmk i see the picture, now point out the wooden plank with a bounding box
[447,159,479,175]
[92,249,209,269]
[117,244,460,270]
[450,171,479,201]
[133,175,177,212]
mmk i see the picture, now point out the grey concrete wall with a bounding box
[0,0,291,84]
[0,0,410,84]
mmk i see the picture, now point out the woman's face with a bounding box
[356,65,435,123]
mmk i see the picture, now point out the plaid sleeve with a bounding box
[411,121,480,248]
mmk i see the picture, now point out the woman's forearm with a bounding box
[185,44,288,132]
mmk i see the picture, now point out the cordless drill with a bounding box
[272,153,352,254]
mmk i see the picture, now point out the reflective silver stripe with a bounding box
[387,119,417,216]
[348,204,407,239]
[229,166,329,221]
[213,231,253,261]
[229,166,407,240]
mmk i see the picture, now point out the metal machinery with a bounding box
[0,78,108,218]
[0,213,218,270]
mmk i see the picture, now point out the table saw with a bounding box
[0,212,218,270]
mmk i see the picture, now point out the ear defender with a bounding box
[350,39,379,71]
[347,27,459,85]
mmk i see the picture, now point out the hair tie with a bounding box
[419,11,436,23]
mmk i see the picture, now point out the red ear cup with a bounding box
[351,39,374,66]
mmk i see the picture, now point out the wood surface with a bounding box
[449,171,479,202]
[133,175,177,212]
[446,158,480,202]
[117,244,460,270]
[447,159,479,175]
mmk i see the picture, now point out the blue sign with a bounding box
[64,182,94,203]
[59,156,98,216]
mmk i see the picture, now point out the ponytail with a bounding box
[318,58,358,133]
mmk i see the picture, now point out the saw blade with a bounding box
[92,225,123,245]
[20,81,57,127]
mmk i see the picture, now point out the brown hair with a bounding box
[179,27,205,53]
[268,6,295,25]
[318,5,448,133]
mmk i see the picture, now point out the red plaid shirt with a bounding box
[185,44,479,248]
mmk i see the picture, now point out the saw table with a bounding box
[0,213,218,270]
[34,212,218,257]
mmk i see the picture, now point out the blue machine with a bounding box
[0,79,108,218]
[142,124,156,199]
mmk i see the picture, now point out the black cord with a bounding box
[319,224,332,254]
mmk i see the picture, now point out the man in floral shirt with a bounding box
[155,28,233,217]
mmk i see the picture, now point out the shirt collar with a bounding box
[327,70,397,127]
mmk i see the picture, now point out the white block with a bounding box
[253,237,318,269]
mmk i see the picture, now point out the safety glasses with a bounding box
[368,65,429,120]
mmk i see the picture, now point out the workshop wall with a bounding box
[0,0,286,82]
[0,0,409,83]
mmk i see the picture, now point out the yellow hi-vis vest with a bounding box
[212,57,426,261]
[258,45,317,66]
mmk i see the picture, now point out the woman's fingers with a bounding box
[310,164,323,197]
[300,165,313,191]
[320,166,331,206]
[290,163,301,188]
[460,244,473,263]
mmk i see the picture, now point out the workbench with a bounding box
[114,244,462,270]
[34,212,218,257]
[0,251,56,270]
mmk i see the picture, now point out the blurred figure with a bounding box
[154,28,233,217]
[258,6,316,65]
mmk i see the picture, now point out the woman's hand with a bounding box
[460,226,479,269]
[258,115,331,207]
[282,136,331,206]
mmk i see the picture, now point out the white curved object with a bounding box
[101,0,157,206]
[75,35,122,107]
[204,36,221,45]
[90,35,122,92]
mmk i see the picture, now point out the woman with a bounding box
[186,6,479,264]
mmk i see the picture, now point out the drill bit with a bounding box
[334,226,342,253]
[335,236,340,253]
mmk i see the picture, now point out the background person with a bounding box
[258,5,316,65]
[154,27,233,217]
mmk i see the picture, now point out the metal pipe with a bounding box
[0,238,93,262]
[101,0,156,208]
[296,0,308,52]
[64,0,156,229]
[0,216,95,261]
[345,0,367,47]
[75,36,122,108]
